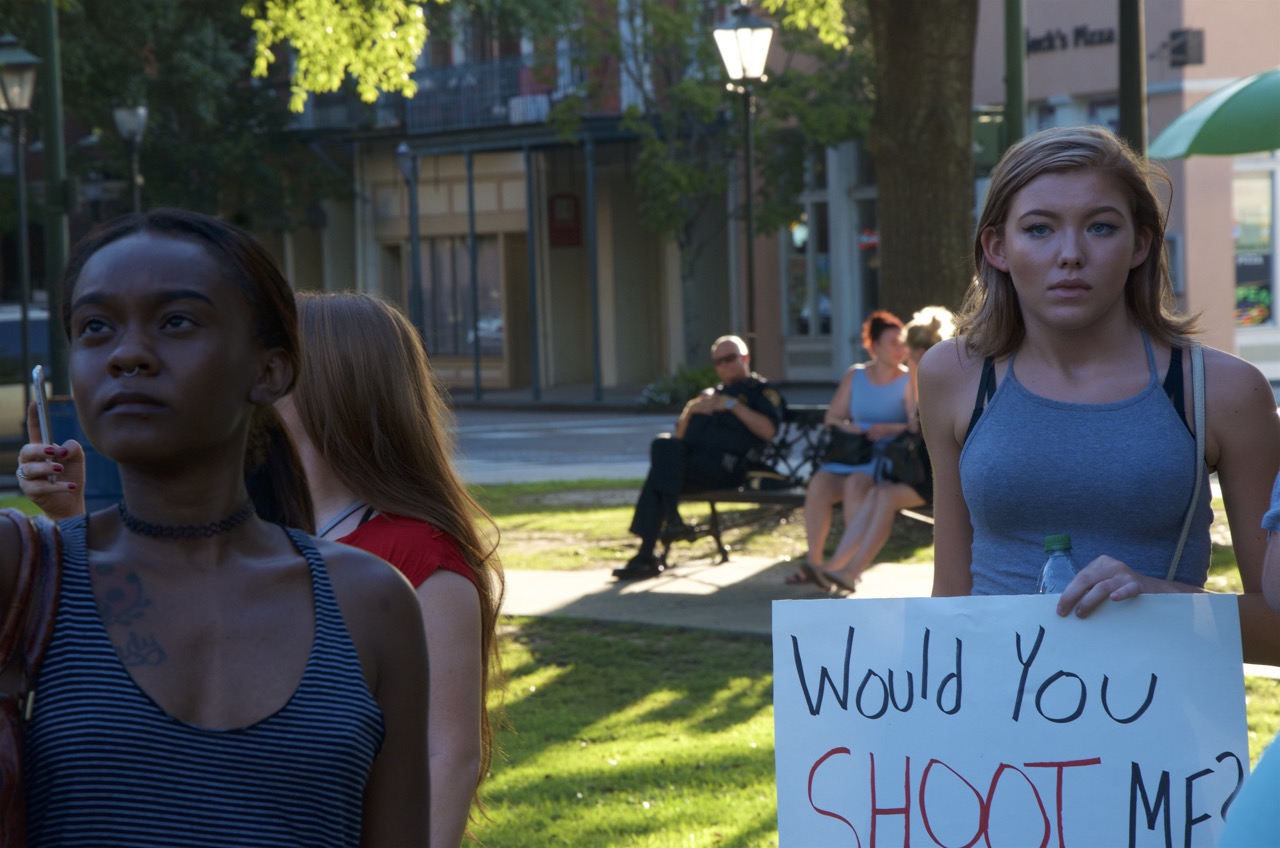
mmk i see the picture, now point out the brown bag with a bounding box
[0,510,63,848]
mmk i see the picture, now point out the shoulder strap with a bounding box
[0,510,39,674]
[25,515,63,695]
[964,357,997,444]
[0,511,58,845]
[1167,343,1205,581]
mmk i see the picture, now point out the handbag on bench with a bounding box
[821,428,875,466]
[878,431,928,487]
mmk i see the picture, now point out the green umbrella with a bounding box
[1149,66,1280,159]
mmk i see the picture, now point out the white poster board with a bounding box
[773,594,1248,847]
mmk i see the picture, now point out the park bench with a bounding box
[660,403,934,565]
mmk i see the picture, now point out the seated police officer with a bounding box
[613,335,785,580]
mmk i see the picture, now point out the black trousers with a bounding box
[629,436,740,547]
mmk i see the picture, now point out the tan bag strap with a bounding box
[0,509,59,847]
[0,511,40,675]
[0,510,62,716]
[1167,343,1205,582]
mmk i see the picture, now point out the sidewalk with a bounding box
[501,554,935,637]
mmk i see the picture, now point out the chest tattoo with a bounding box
[96,568,152,627]
[119,631,167,667]
[95,564,167,666]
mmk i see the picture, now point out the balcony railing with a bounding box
[294,50,584,135]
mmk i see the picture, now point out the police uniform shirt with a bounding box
[682,375,785,456]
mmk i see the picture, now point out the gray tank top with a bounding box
[961,334,1211,595]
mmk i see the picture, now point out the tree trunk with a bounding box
[866,0,979,318]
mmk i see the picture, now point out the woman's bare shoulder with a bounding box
[920,338,985,381]
[1200,345,1275,408]
[313,537,418,608]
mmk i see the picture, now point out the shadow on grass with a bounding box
[484,617,780,847]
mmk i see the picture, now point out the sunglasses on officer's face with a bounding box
[713,352,742,366]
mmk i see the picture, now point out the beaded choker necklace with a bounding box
[118,500,256,540]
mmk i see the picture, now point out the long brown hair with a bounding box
[292,291,504,812]
[957,124,1198,358]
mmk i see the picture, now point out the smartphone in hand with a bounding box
[31,364,56,483]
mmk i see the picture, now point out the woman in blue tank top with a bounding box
[793,310,910,585]
[4,210,430,846]
[818,308,954,592]
[918,125,1280,668]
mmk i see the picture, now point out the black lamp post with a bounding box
[0,34,40,412]
[112,104,147,213]
[396,142,426,339]
[713,2,774,343]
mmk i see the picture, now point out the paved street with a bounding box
[453,409,669,484]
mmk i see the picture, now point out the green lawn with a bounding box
[483,619,779,847]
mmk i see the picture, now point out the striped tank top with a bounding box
[25,517,386,847]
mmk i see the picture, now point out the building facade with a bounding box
[974,0,1280,372]
[275,0,1280,395]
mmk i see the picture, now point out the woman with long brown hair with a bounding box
[281,291,504,847]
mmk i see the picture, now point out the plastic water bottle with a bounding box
[1036,534,1077,594]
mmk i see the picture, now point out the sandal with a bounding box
[823,568,858,594]
[784,570,812,585]
[800,561,835,591]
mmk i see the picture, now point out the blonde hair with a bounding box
[905,306,955,353]
[292,291,504,818]
[956,124,1197,358]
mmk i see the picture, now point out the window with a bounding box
[419,235,504,357]
[784,151,831,338]
[1234,171,1274,326]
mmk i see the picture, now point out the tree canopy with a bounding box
[242,0,429,112]
[0,0,348,231]
[239,0,856,110]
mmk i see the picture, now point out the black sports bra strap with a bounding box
[1163,346,1190,433]
[964,356,997,444]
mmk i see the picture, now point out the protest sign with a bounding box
[773,594,1247,847]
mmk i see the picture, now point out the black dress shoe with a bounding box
[660,519,697,544]
[612,553,664,580]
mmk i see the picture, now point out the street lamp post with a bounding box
[0,35,41,412]
[713,2,774,343]
[396,142,426,339]
[112,105,147,213]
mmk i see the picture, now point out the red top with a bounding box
[339,513,477,590]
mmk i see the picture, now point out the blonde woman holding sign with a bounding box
[918,125,1280,664]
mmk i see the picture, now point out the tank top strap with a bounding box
[1140,329,1158,387]
[56,514,89,597]
[285,527,340,615]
